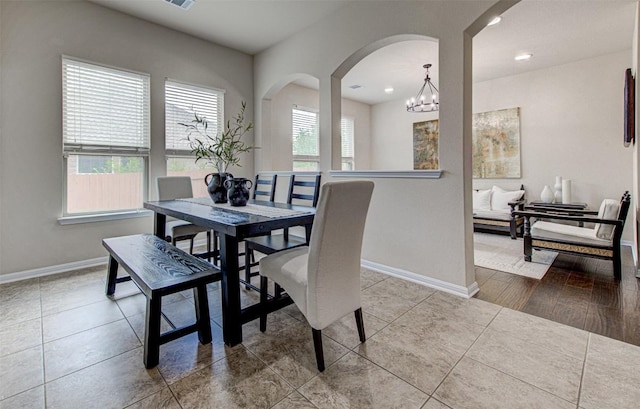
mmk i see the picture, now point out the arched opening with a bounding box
[330,35,439,171]
[467,1,636,294]
[258,73,320,172]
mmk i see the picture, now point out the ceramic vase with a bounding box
[204,172,233,203]
[554,176,563,203]
[224,177,253,207]
[562,179,572,204]
[541,185,554,203]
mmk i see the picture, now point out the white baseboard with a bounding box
[621,240,637,267]
[361,259,479,298]
[0,256,109,284]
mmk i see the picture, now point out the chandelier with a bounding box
[406,64,439,113]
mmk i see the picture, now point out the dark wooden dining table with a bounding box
[143,198,315,346]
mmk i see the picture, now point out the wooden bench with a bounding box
[103,234,221,368]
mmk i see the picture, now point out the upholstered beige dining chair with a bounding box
[156,176,212,258]
[258,180,374,371]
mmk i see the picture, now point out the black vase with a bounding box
[224,178,253,207]
[204,172,233,203]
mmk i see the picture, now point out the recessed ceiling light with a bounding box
[514,53,533,61]
[349,84,363,90]
[487,16,502,26]
[384,87,394,94]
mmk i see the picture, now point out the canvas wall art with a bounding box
[472,107,521,178]
[413,119,439,170]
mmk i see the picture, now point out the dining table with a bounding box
[143,197,316,346]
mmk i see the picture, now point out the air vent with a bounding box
[163,0,195,11]
[349,85,363,90]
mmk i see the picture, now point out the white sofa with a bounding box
[473,185,526,239]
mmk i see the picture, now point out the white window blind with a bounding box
[341,117,354,158]
[292,108,319,156]
[165,80,224,155]
[62,57,150,153]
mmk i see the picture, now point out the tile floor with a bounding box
[1,265,640,408]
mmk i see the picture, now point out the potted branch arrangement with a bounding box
[182,101,254,205]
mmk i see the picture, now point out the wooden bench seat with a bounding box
[103,234,221,368]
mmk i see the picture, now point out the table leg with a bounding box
[219,233,242,346]
[154,213,166,239]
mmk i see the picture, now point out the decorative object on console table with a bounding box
[554,176,562,203]
[562,179,572,204]
[181,101,254,203]
[540,185,554,203]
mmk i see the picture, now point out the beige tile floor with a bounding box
[1,265,640,408]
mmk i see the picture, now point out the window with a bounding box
[341,117,355,170]
[292,107,319,171]
[165,80,223,195]
[62,57,150,215]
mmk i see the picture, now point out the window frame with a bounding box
[292,105,320,171]
[341,116,355,170]
[61,56,150,217]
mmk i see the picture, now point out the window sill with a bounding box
[58,209,153,225]
[329,170,443,179]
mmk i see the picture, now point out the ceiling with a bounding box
[89,0,636,105]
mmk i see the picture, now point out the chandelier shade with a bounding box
[406,63,439,113]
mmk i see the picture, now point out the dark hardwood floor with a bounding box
[474,246,640,346]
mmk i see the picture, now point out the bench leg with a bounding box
[193,285,212,344]
[144,295,162,369]
[105,256,119,296]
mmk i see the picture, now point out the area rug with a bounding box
[473,232,558,280]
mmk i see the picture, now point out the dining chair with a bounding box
[156,176,213,259]
[253,174,277,202]
[258,180,374,371]
[243,174,321,288]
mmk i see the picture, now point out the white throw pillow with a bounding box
[491,188,525,212]
[473,189,492,211]
[594,199,620,240]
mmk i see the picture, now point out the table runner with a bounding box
[181,197,312,218]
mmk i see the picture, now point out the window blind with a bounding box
[165,80,224,155]
[62,58,150,153]
[292,108,319,156]
[341,117,355,158]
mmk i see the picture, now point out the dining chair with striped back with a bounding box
[243,174,321,287]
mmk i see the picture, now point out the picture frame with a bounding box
[624,68,635,148]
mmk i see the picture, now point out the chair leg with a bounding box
[206,231,212,262]
[212,232,219,266]
[354,308,366,343]
[613,247,622,280]
[245,248,252,290]
[312,328,325,372]
[260,276,268,332]
[189,237,194,254]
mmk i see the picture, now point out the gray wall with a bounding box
[0,1,253,275]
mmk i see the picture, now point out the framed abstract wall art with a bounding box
[413,119,439,170]
[472,107,521,178]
